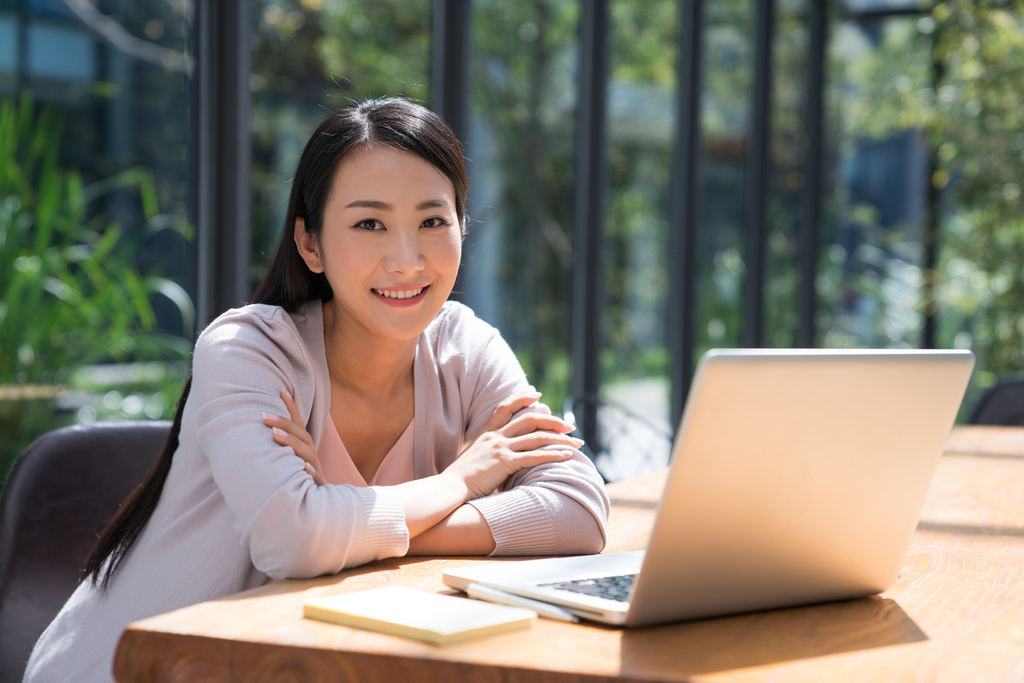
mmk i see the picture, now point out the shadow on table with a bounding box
[618,596,925,677]
[916,520,1024,537]
[606,496,658,509]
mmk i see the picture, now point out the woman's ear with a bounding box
[293,217,323,274]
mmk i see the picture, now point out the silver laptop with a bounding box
[444,348,975,627]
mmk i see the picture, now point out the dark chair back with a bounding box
[971,375,1024,427]
[0,421,169,683]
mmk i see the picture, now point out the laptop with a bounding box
[444,348,975,627]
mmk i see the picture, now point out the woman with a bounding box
[24,99,608,682]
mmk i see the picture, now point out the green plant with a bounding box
[0,92,194,484]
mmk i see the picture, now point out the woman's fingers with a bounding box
[304,463,326,486]
[262,410,314,450]
[501,412,576,438]
[264,390,324,485]
[507,432,584,453]
[266,421,326,485]
[506,448,577,469]
[482,392,542,433]
[280,390,314,449]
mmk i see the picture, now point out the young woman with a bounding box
[24,99,608,682]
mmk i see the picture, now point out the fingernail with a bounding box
[273,427,287,438]
[282,390,292,401]
[263,412,276,423]
[571,438,585,446]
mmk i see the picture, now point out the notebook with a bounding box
[444,348,975,627]
[303,585,536,645]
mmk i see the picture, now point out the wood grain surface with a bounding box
[113,426,1024,682]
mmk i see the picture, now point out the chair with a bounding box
[563,394,674,483]
[970,374,1024,427]
[0,421,169,683]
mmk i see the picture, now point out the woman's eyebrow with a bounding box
[343,198,452,211]
[416,198,452,210]
[346,199,391,210]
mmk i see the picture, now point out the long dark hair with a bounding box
[84,98,469,589]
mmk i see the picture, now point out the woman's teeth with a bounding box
[373,287,424,300]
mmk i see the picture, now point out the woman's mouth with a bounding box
[372,286,429,306]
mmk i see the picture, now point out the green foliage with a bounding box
[930,1,1024,379]
[249,0,432,284]
[470,0,579,406]
[601,0,676,391]
[0,92,193,484]
[828,1,1024,394]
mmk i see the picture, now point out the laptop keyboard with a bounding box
[539,573,636,603]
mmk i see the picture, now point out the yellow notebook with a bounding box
[303,586,536,646]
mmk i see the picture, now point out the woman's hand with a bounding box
[442,393,584,501]
[263,390,325,485]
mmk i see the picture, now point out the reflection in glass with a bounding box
[763,0,808,348]
[819,17,930,348]
[597,0,678,479]
[249,0,431,285]
[697,0,751,357]
[925,3,1024,413]
[463,0,579,413]
[1,0,194,480]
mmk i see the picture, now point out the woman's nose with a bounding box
[384,230,425,273]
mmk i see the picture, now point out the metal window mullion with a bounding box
[570,0,610,449]
[195,0,251,329]
[669,0,704,433]
[16,0,28,95]
[797,0,827,348]
[742,0,775,349]
[431,0,472,147]
[923,28,943,349]
[433,0,472,305]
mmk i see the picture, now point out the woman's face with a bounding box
[295,145,462,344]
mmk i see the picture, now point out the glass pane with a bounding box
[597,0,678,480]
[764,0,809,348]
[929,4,1024,416]
[1,0,194,483]
[819,16,931,349]
[463,0,579,414]
[250,0,432,287]
[697,0,752,357]
[843,0,924,12]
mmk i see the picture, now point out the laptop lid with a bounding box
[444,349,974,628]
[625,348,974,626]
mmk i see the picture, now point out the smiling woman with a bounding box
[24,99,610,683]
[296,146,463,344]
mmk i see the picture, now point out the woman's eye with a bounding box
[421,217,449,228]
[357,219,383,231]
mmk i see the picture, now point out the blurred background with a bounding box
[1,0,1021,484]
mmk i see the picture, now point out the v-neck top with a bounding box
[319,417,415,486]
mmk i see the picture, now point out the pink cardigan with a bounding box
[25,300,609,683]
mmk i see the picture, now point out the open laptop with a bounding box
[444,348,975,627]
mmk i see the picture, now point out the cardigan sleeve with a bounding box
[191,307,409,580]
[452,311,610,555]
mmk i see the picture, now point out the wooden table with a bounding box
[114,426,1024,682]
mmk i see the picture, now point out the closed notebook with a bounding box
[303,585,536,646]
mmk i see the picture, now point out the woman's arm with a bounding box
[407,504,495,555]
[192,309,417,580]
[267,390,584,551]
[422,308,611,556]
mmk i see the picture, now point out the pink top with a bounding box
[319,418,416,486]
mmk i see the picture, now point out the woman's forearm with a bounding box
[389,473,470,538]
[406,504,496,555]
